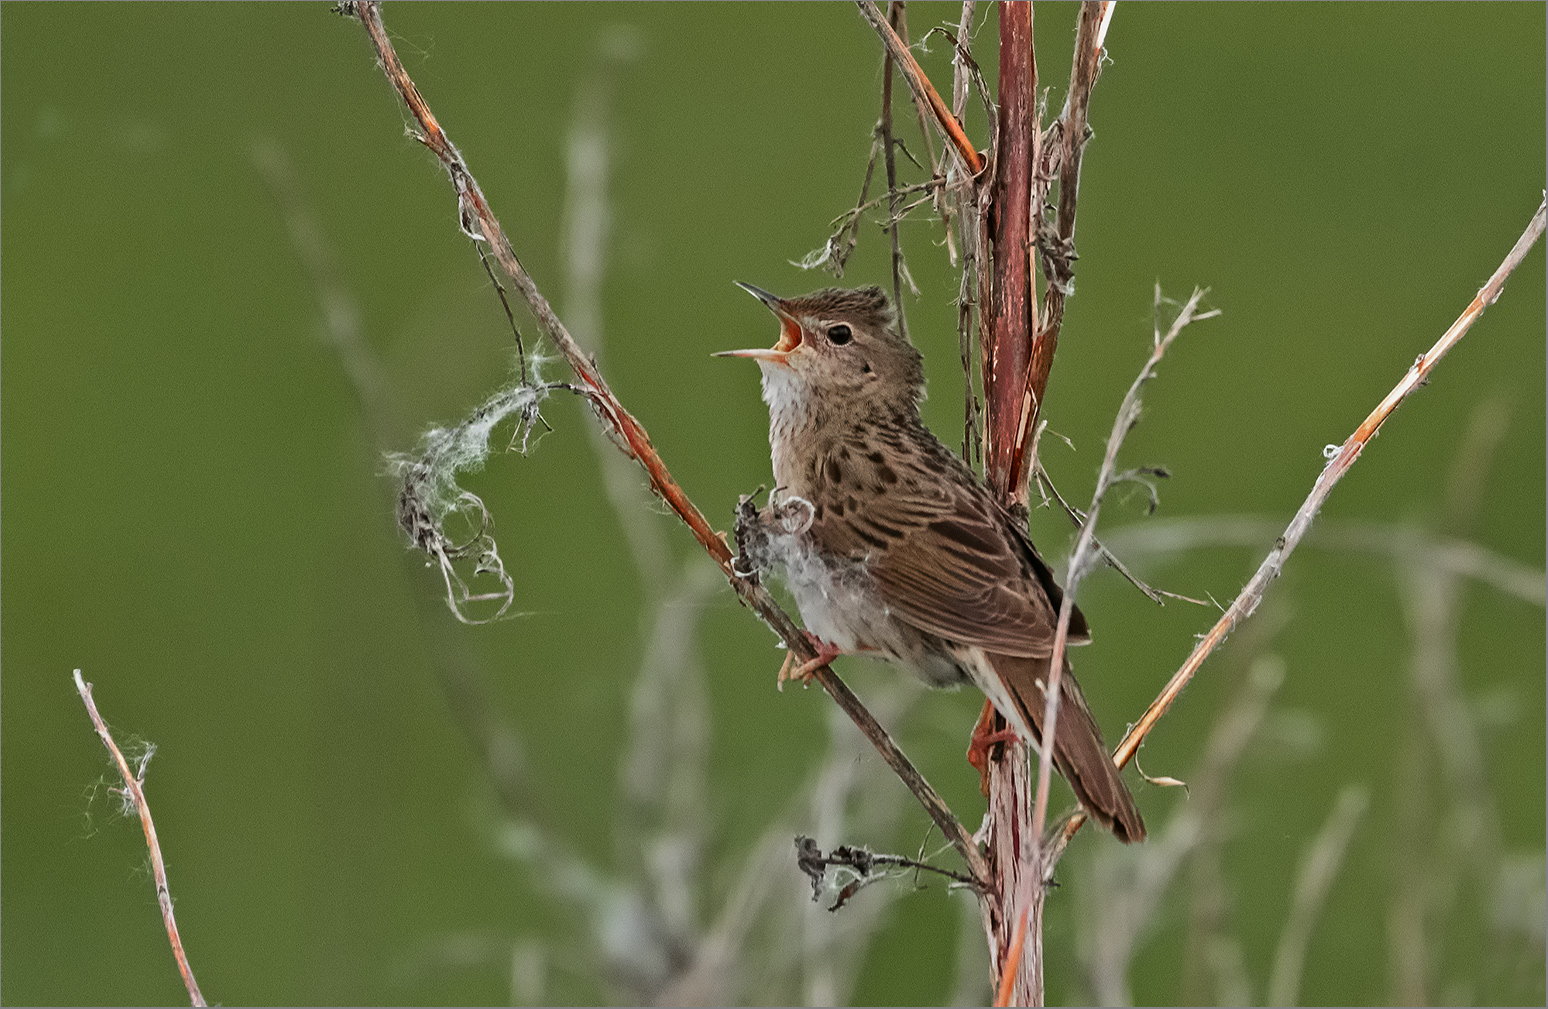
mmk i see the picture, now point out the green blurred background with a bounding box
[3,3,1543,1005]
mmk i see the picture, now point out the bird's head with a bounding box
[716,283,925,417]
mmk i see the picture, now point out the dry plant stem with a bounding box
[998,288,1211,1001]
[995,909,1030,1007]
[1053,196,1548,857]
[984,6,1120,1003]
[881,1,909,340]
[341,0,990,890]
[1007,0,1108,505]
[72,671,206,1008]
[856,0,984,176]
[982,0,1038,502]
[1032,287,1213,849]
[951,0,977,124]
[1033,463,1184,606]
[980,5,1045,1004]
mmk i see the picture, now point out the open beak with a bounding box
[714,281,802,364]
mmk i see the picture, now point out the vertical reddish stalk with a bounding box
[983,1,1038,503]
[980,3,1044,1004]
[1010,0,1107,495]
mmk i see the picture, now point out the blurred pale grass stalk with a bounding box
[1385,397,1541,1006]
[1070,399,1547,1006]
[1267,785,1370,1008]
[1099,518,1545,608]
[73,670,207,1007]
[1175,607,1299,1007]
[564,45,944,1005]
[261,139,627,999]
[1020,284,1219,1000]
[1075,654,1285,1006]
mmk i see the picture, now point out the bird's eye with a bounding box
[826,324,853,345]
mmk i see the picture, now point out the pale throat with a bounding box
[758,361,825,491]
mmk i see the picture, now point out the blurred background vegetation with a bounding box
[3,3,1543,1005]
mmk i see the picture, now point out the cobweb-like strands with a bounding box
[390,376,553,624]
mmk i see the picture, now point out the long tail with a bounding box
[985,651,1146,843]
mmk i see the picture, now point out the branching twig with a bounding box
[1051,195,1547,858]
[796,835,979,912]
[338,0,990,890]
[794,136,882,276]
[1033,285,1215,854]
[73,670,206,1008]
[993,288,1214,1000]
[1032,460,1209,606]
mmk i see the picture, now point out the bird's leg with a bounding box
[778,632,843,690]
[966,699,1019,796]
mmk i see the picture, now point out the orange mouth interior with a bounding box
[774,315,801,353]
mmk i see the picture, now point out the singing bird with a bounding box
[719,283,1144,842]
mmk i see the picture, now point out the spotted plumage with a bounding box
[721,283,1144,843]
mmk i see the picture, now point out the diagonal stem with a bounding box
[856,0,985,175]
[74,671,206,1007]
[337,0,990,890]
[1050,195,1547,861]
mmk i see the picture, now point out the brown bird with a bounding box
[718,283,1144,843]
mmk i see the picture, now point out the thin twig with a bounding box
[1033,462,1207,606]
[901,5,954,266]
[855,0,985,175]
[1032,285,1213,862]
[73,671,206,1008]
[339,0,990,890]
[1052,195,1547,856]
[950,1,978,125]
[798,136,881,276]
[948,0,982,464]
[796,835,980,896]
[997,288,1212,1004]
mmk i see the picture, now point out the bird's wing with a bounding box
[809,438,1088,658]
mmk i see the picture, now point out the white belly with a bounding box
[769,522,966,689]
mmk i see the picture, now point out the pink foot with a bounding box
[966,699,1019,796]
[778,632,842,690]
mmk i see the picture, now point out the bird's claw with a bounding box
[777,632,841,690]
